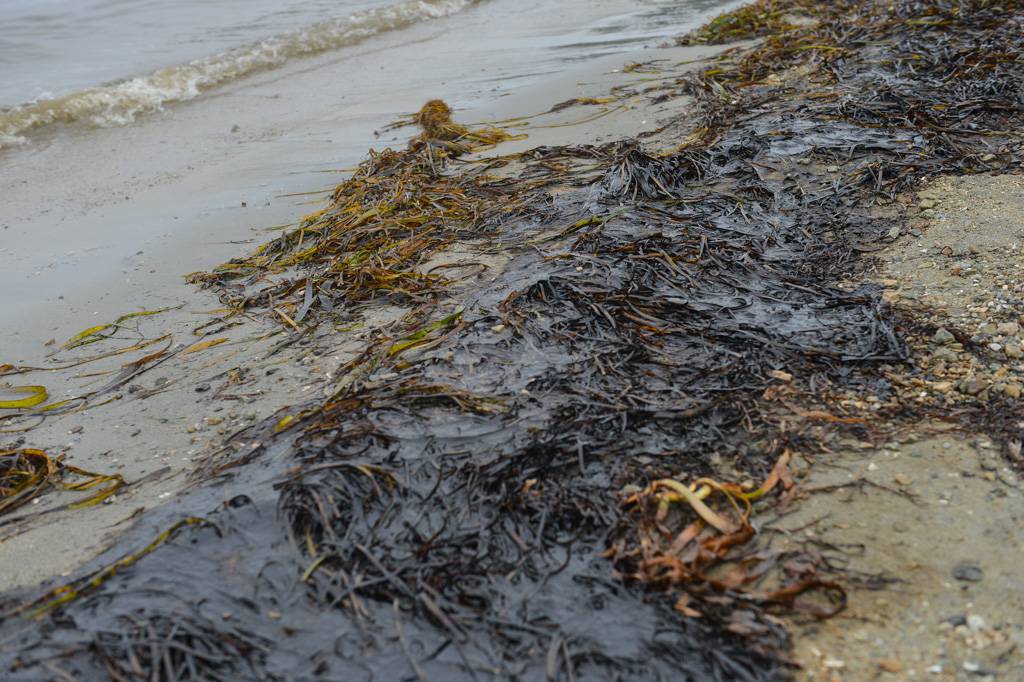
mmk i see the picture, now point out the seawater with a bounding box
[0,0,740,346]
[0,0,738,148]
[0,0,484,146]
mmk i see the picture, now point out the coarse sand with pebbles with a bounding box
[786,172,1024,681]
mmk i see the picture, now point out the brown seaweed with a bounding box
[3,1,1024,680]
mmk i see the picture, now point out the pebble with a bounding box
[195,383,211,393]
[878,658,903,673]
[933,328,956,344]
[893,473,912,486]
[961,379,987,395]
[952,562,984,582]
[966,614,986,632]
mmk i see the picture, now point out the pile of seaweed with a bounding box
[3,0,1024,679]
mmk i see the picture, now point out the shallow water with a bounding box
[0,0,739,355]
[0,0,736,146]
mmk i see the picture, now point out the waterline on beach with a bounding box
[0,0,483,148]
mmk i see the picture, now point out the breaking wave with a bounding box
[0,0,479,148]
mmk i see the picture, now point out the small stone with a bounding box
[961,379,988,396]
[933,381,954,394]
[981,153,997,162]
[966,614,986,632]
[878,658,904,673]
[1006,383,1022,399]
[893,473,912,486]
[887,226,901,240]
[952,562,984,582]
[989,342,1003,352]
[997,322,1019,336]
[195,383,211,393]
[933,328,956,344]
[826,165,840,173]
[919,198,937,209]
[208,417,224,425]
[1005,344,1023,359]
[491,324,506,333]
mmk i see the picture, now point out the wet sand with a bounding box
[0,0,737,589]
[0,39,730,590]
[5,2,1024,679]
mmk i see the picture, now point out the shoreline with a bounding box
[4,1,1024,679]
[0,40,730,595]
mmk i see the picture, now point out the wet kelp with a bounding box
[4,0,1024,679]
[185,101,530,319]
[681,0,849,45]
[0,448,122,517]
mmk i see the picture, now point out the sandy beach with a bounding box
[0,38,732,593]
[4,0,1024,679]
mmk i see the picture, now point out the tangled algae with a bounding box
[4,1,1024,680]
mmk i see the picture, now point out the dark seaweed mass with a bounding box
[3,0,1024,680]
